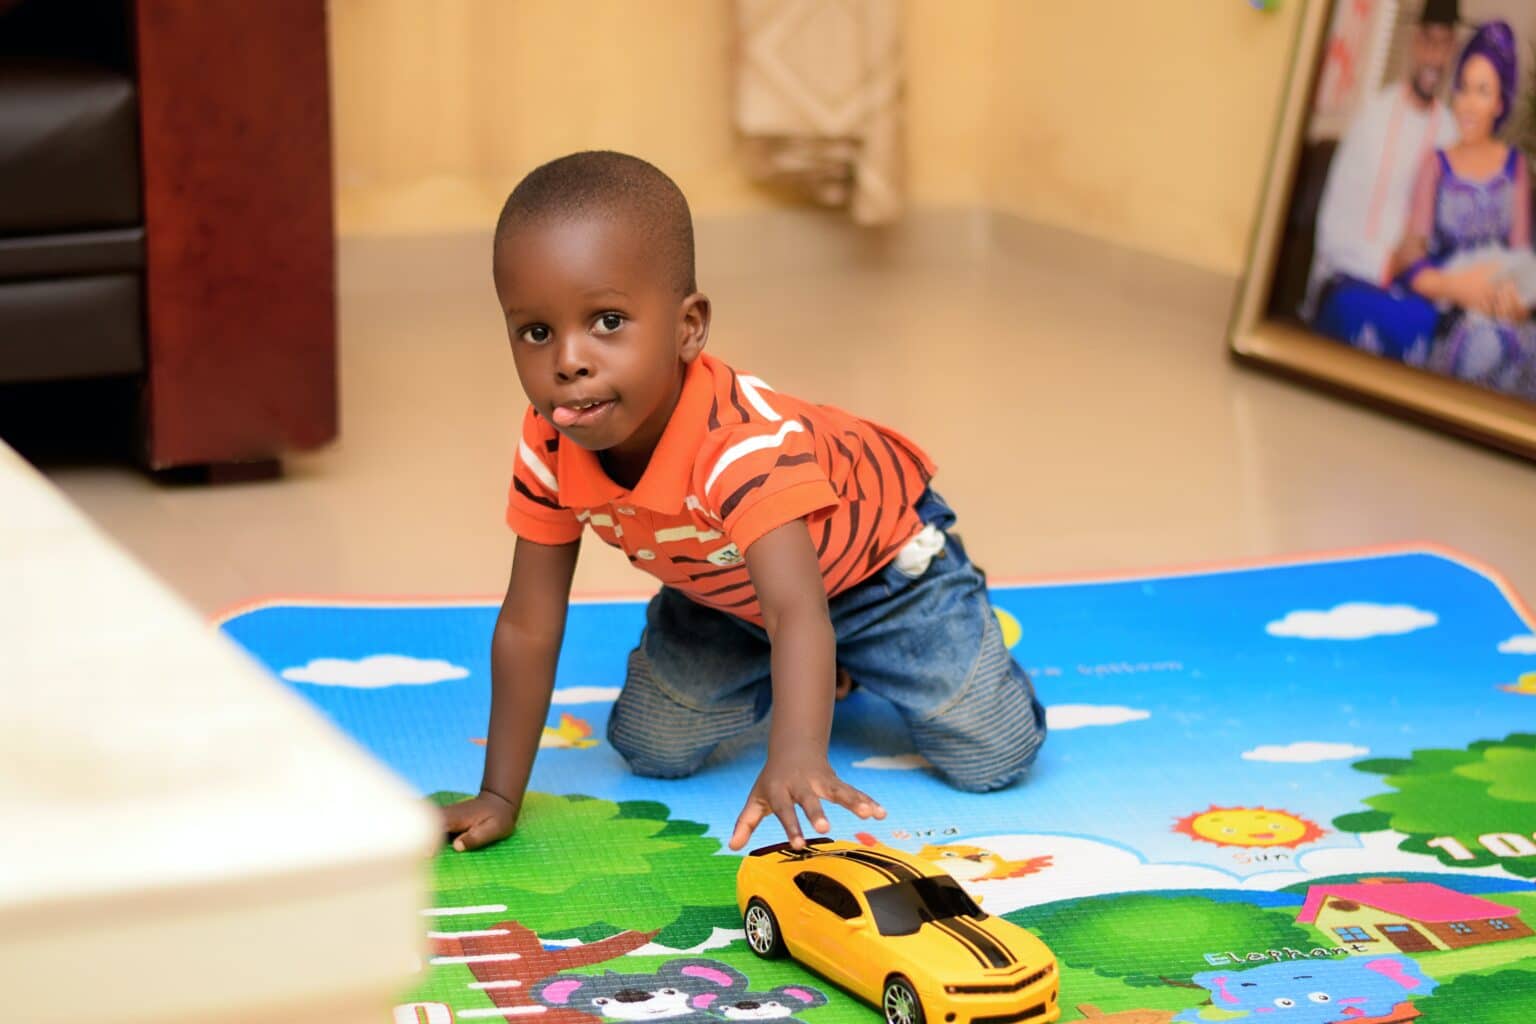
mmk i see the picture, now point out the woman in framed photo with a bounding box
[1392,19,1536,398]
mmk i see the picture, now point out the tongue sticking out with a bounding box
[552,400,612,427]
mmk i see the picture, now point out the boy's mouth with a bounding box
[551,397,615,428]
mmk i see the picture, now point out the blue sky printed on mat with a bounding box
[222,548,1536,888]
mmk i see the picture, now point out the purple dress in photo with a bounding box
[1401,147,1536,398]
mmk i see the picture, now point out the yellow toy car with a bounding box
[736,837,1059,1024]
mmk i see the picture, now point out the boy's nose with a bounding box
[553,334,593,381]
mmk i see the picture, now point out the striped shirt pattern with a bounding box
[506,353,935,624]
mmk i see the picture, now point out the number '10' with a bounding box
[1427,833,1536,860]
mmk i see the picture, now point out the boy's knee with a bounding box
[605,699,712,779]
[607,646,750,779]
[931,728,1045,792]
[610,740,709,780]
[605,721,712,776]
[912,688,1047,793]
[608,635,772,780]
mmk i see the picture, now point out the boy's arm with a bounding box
[443,535,580,851]
[728,519,885,852]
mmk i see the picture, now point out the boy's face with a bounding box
[494,215,708,467]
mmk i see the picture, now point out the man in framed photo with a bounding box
[1308,0,1460,358]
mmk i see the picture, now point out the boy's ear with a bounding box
[679,292,711,363]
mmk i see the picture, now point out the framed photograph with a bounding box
[1231,0,1536,459]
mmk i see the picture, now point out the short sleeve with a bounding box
[505,407,583,545]
[693,418,839,553]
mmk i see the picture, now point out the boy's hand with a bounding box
[440,791,518,852]
[729,755,885,851]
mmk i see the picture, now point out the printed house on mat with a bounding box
[1298,878,1531,952]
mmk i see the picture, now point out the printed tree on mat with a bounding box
[430,924,660,1022]
[1412,970,1536,1022]
[1333,733,1536,878]
[430,791,740,948]
[1008,894,1315,988]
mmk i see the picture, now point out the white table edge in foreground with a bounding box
[1,441,441,1024]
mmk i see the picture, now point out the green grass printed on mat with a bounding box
[411,780,1536,1022]
[1049,960,1208,1021]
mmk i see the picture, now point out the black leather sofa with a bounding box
[0,0,145,388]
[0,0,338,475]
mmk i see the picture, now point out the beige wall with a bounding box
[982,1,1303,275]
[331,0,1301,276]
[330,0,759,234]
[903,0,996,207]
[331,0,996,234]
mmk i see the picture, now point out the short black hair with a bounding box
[494,151,696,295]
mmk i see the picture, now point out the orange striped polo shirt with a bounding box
[506,353,936,624]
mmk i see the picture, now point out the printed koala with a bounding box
[532,958,828,1024]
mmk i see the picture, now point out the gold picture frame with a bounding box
[1230,0,1536,459]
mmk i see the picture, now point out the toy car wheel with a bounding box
[882,976,924,1024]
[743,897,787,959]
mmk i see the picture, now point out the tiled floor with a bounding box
[35,214,1536,617]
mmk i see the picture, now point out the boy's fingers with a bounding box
[831,781,884,819]
[797,792,831,834]
[440,803,473,831]
[729,801,768,851]
[451,818,487,852]
[454,816,503,853]
[771,793,805,849]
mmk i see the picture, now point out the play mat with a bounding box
[221,545,1536,1024]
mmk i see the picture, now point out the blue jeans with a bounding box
[606,490,1047,792]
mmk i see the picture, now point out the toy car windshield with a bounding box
[865,874,986,936]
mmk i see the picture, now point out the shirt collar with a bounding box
[556,355,714,514]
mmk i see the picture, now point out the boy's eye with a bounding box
[594,313,625,334]
[519,324,551,344]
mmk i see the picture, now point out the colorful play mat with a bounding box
[221,545,1536,1024]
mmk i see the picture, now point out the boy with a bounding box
[442,152,1046,853]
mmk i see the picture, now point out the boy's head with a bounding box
[493,152,709,468]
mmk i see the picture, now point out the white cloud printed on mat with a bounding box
[1266,602,1437,640]
[280,654,468,687]
[1045,704,1151,730]
[551,686,622,704]
[953,830,1526,914]
[1242,741,1370,763]
[853,753,933,771]
[1498,633,1536,654]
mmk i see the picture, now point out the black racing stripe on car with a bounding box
[829,849,925,882]
[749,837,836,858]
[928,919,991,968]
[818,850,904,884]
[839,851,1010,966]
[944,917,1015,968]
